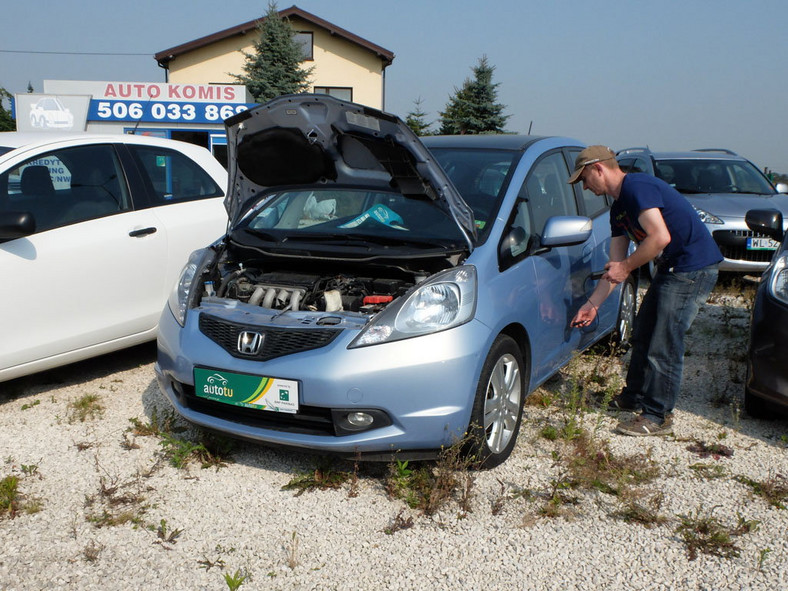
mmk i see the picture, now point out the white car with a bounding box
[29,97,75,130]
[0,132,229,382]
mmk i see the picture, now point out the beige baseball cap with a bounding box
[567,145,616,184]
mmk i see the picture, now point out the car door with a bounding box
[497,149,594,383]
[0,143,166,375]
[121,143,228,303]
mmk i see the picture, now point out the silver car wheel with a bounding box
[483,352,522,454]
[617,279,636,344]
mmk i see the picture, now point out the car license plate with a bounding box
[194,368,299,413]
[746,237,779,251]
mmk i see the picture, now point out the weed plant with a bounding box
[282,459,352,496]
[675,506,759,560]
[383,508,415,534]
[68,393,104,423]
[385,434,480,517]
[612,489,668,528]
[158,432,235,470]
[0,475,20,518]
[223,569,249,590]
[84,474,148,528]
[734,473,788,510]
[688,462,727,480]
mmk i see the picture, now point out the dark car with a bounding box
[744,209,788,417]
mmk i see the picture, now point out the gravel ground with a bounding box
[1,285,787,591]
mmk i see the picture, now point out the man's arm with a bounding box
[604,207,670,284]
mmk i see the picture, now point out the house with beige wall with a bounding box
[154,5,395,110]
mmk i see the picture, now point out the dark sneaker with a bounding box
[607,393,641,412]
[615,415,673,437]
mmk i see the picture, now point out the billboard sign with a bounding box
[41,81,256,126]
[14,94,91,132]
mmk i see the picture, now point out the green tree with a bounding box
[439,56,509,135]
[405,97,434,136]
[0,87,15,131]
[232,2,314,103]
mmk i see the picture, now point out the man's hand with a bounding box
[570,301,598,328]
[603,260,631,285]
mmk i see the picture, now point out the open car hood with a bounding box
[223,94,476,249]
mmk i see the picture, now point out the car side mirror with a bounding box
[0,211,36,241]
[775,182,788,194]
[745,209,784,242]
[541,216,593,247]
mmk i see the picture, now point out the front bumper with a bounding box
[712,223,781,272]
[746,284,788,412]
[155,302,494,456]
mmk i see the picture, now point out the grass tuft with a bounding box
[158,432,235,470]
[734,473,788,510]
[67,393,104,423]
[675,506,759,560]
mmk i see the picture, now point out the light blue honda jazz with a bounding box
[155,94,635,467]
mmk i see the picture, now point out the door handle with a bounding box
[129,227,157,237]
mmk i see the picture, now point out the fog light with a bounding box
[347,412,374,427]
[331,408,392,435]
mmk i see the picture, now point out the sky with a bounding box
[2,0,787,171]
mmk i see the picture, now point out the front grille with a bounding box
[199,313,342,361]
[712,229,775,263]
[175,381,337,436]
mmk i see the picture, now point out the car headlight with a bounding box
[349,266,477,348]
[167,249,205,326]
[769,254,788,305]
[691,205,723,225]
[692,205,725,224]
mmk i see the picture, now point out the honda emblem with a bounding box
[237,331,264,355]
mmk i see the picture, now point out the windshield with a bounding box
[242,188,467,246]
[654,159,774,195]
[427,148,518,240]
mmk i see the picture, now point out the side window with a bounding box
[525,151,578,237]
[618,157,648,174]
[0,145,129,233]
[128,145,223,206]
[571,149,608,217]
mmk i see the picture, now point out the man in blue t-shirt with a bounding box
[568,145,722,436]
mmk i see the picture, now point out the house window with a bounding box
[314,87,353,102]
[294,32,313,60]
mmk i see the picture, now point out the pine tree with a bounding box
[0,88,15,131]
[405,97,433,136]
[439,56,509,135]
[232,2,314,103]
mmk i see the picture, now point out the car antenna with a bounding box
[129,95,152,135]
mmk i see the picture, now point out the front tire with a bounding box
[467,335,526,468]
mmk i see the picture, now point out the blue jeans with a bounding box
[621,264,719,423]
